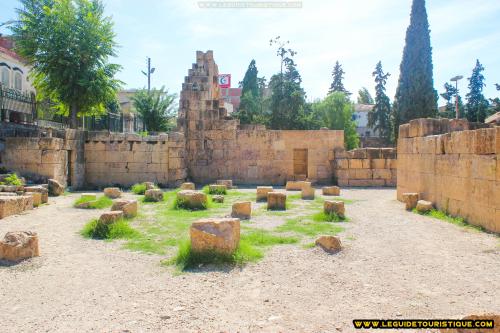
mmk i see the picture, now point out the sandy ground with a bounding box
[0,188,498,333]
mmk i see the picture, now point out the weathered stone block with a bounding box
[180,182,195,190]
[267,192,286,210]
[256,186,273,202]
[104,187,121,199]
[285,181,311,191]
[144,182,156,190]
[48,179,64,196]
[399,124,410,138]
[99,211,123,225]
[402,193,419,211]
[190,218,240,255]
[0,231,39,261]
[145,189,164,202]
[24,186,49,204]
[212,195,224,203]
[216,179,233,189]
[324,200,345,218]
[208,184,227,194]
[473,128,496,155]
[111,199,138,217]
[416,200,433,213]
[315,235,342,253]
[322,186,340,196]
[28,192,42,207]
[231,201,251,219]
[0,196,34,219]
[176,190,207,210]
[301,186,315,200]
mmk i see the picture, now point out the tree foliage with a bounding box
[440,82,464,119]
[11,0,121,128]
[491,84,500,113]
[312,92,359,150]
[357,87,374,104]
[393,0,437,138]
[465,60,489,122]
[329,61,351,96]
[235,60,267,125]
[368,62,392,143]
[132,87,177,132]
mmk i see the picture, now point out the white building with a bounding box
[352,104,379,138]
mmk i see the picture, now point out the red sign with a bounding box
[218,74,231,88]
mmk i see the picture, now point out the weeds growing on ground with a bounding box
[81,218,139,240]
[203,185,227,195]
[276,217,345,237]
[73,195,113,209]
[413,208,486,232]
[131,183,147,195]
[312,211,348,222]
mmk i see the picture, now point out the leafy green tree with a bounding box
[235,60,267,125]
[490,84,500,112]
[312,92,359,150]
[132,87,177,132]
[440,82,464,118]
[393,0,438,138]
[329,61,351,96]
[357,87,374,104]
[369,62,392,143]
[12,0,121,128]
[465,60,489,122]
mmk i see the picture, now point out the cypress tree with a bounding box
[369,62,392,143]
[236,60,261,124]
[393,0,437,137]
[465,60,489,122]
[329,61,351,96]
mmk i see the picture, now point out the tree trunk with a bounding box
[70,103,78,129]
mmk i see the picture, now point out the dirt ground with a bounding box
[0,188,498,333]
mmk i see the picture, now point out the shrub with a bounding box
[81,218,139,240]
[172,196,209,211]
[73,196,113,209]
[203,185,227,195]
[0,173,23,186]
[312,211,347,222]
[131,183,147,195]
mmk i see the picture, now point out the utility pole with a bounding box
[141,57,155,93]
[450,75,463,119]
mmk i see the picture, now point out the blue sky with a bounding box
[1,0,499,105]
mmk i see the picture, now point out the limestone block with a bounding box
[24,186,49,204]
[48,179,64,196]
[315,235,342,253]
[402,193,419,211]
[176,190,207,210]
[322,186,340,196]
[111,199,138,217]
[301,186,315,200]
[212,195,224,203]
[104,187,121,199]
[0,231,39,261]
[190,218,240,255]
[216,179,233,189]
[28,192,42,207]
[0,196,34,219]
[99,211,123,225]
[473,128,496,155]
[267,192,286,210]
[144,182,156,190]
[416,200,433,213]
[145,189,164,202]
[349,159,363,169]
[204,182,225,194]
[180,183,195,191]
[373,169,392,180]
[231,201,251,219]
[285,181,311,191]
[256,186,274,202]
[348,179,385,187]
[372,159,386,169]
[399,124,410,138]
[324,200,345,218]
[0,193,17,196]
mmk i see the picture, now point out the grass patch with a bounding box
[312,211,348,222]
[413,208,486,232]
[172,195,211,211]
[167,239,263,271]
[80,218,139,240]
[241,228,299,246]
[131,183,147,195]
[302,242,316,249]
[73,195,113,209]
[203,185,227,195]
[276,217,345,237]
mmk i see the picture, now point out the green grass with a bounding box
[73,195,113,209]
[167,239,263,271]
[276,217,345,237]
[413,208,486,232]
[80,218,139,240]
[241,228,299,246]
[203,185,227,195]
[312,211,348,222]
[172,195,211,210]
[131,183,147,195]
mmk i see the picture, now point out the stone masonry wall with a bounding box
[84,131,187,188]
[333,148,397,187]
[397,118,499,233]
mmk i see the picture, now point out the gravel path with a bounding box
[0,188,498,332]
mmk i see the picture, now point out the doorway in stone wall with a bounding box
[293,149,308,180]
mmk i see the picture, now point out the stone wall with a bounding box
[333,148,397,187]
[397,118,499,233]
[84,132,187,188]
